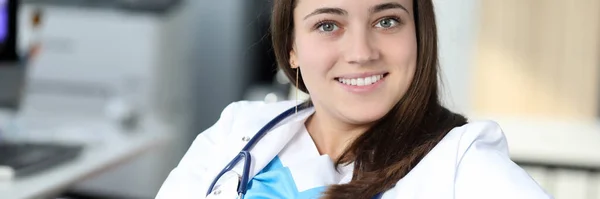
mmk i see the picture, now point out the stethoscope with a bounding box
[205,103,384,199]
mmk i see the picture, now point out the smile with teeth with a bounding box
[337,74,385,86]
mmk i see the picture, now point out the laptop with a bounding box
[0,0,83,179]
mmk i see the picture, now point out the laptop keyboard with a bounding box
[0,143,83,177]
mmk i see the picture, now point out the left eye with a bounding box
[375,18,399,28]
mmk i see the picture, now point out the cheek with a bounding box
[382,35,418,67]
[296,36,338,69]
[295,36,339,86]
[378,33,418,98]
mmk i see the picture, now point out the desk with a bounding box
[0,128,170,199]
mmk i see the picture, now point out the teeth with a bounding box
[365,77,372,85]
[357,78,365,86]
[337,74,385,86]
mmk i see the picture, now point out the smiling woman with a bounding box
[156,0,554,199]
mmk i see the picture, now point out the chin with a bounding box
[341,103,392,125]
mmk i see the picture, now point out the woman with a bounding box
[157,0,553,198]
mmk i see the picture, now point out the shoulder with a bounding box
[155,100,302,198]
[387,121,552,198]
[207,100,301,138]
[449,120,553,199]
[450,120,510,157]
[174,100,301,156]
[228,100,301,118]
[221,100,300,126]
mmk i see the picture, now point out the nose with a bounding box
[343,29,381,65]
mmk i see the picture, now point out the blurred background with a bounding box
[0,0,598,198]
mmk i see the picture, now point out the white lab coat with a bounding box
[156,100,553,199]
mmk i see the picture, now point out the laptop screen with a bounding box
[0,0,7,43]
[0,0,20,111]
[0,0,16,62]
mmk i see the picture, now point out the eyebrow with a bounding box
[304,7,347,20]
[304,2,409,20]
[370,2,409,14]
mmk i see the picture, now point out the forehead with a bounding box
[294,0,413,14]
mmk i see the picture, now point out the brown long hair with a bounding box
[271,0,468,198]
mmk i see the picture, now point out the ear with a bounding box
[289,46,299,69]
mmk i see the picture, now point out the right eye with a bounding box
[317,22,339,32]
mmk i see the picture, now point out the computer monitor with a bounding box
[0,0,21,112]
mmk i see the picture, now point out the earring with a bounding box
[295,67,299,114]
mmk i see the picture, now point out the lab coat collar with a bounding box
[233,105,316,182]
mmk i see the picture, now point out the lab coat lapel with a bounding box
[244,108,314,180]
[205,120,306,199]
[202,105,315,198]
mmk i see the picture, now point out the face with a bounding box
[290,0,418,126]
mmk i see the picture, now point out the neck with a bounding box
[305,110,371,160]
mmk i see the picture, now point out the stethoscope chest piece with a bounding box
[206,170,242,199]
